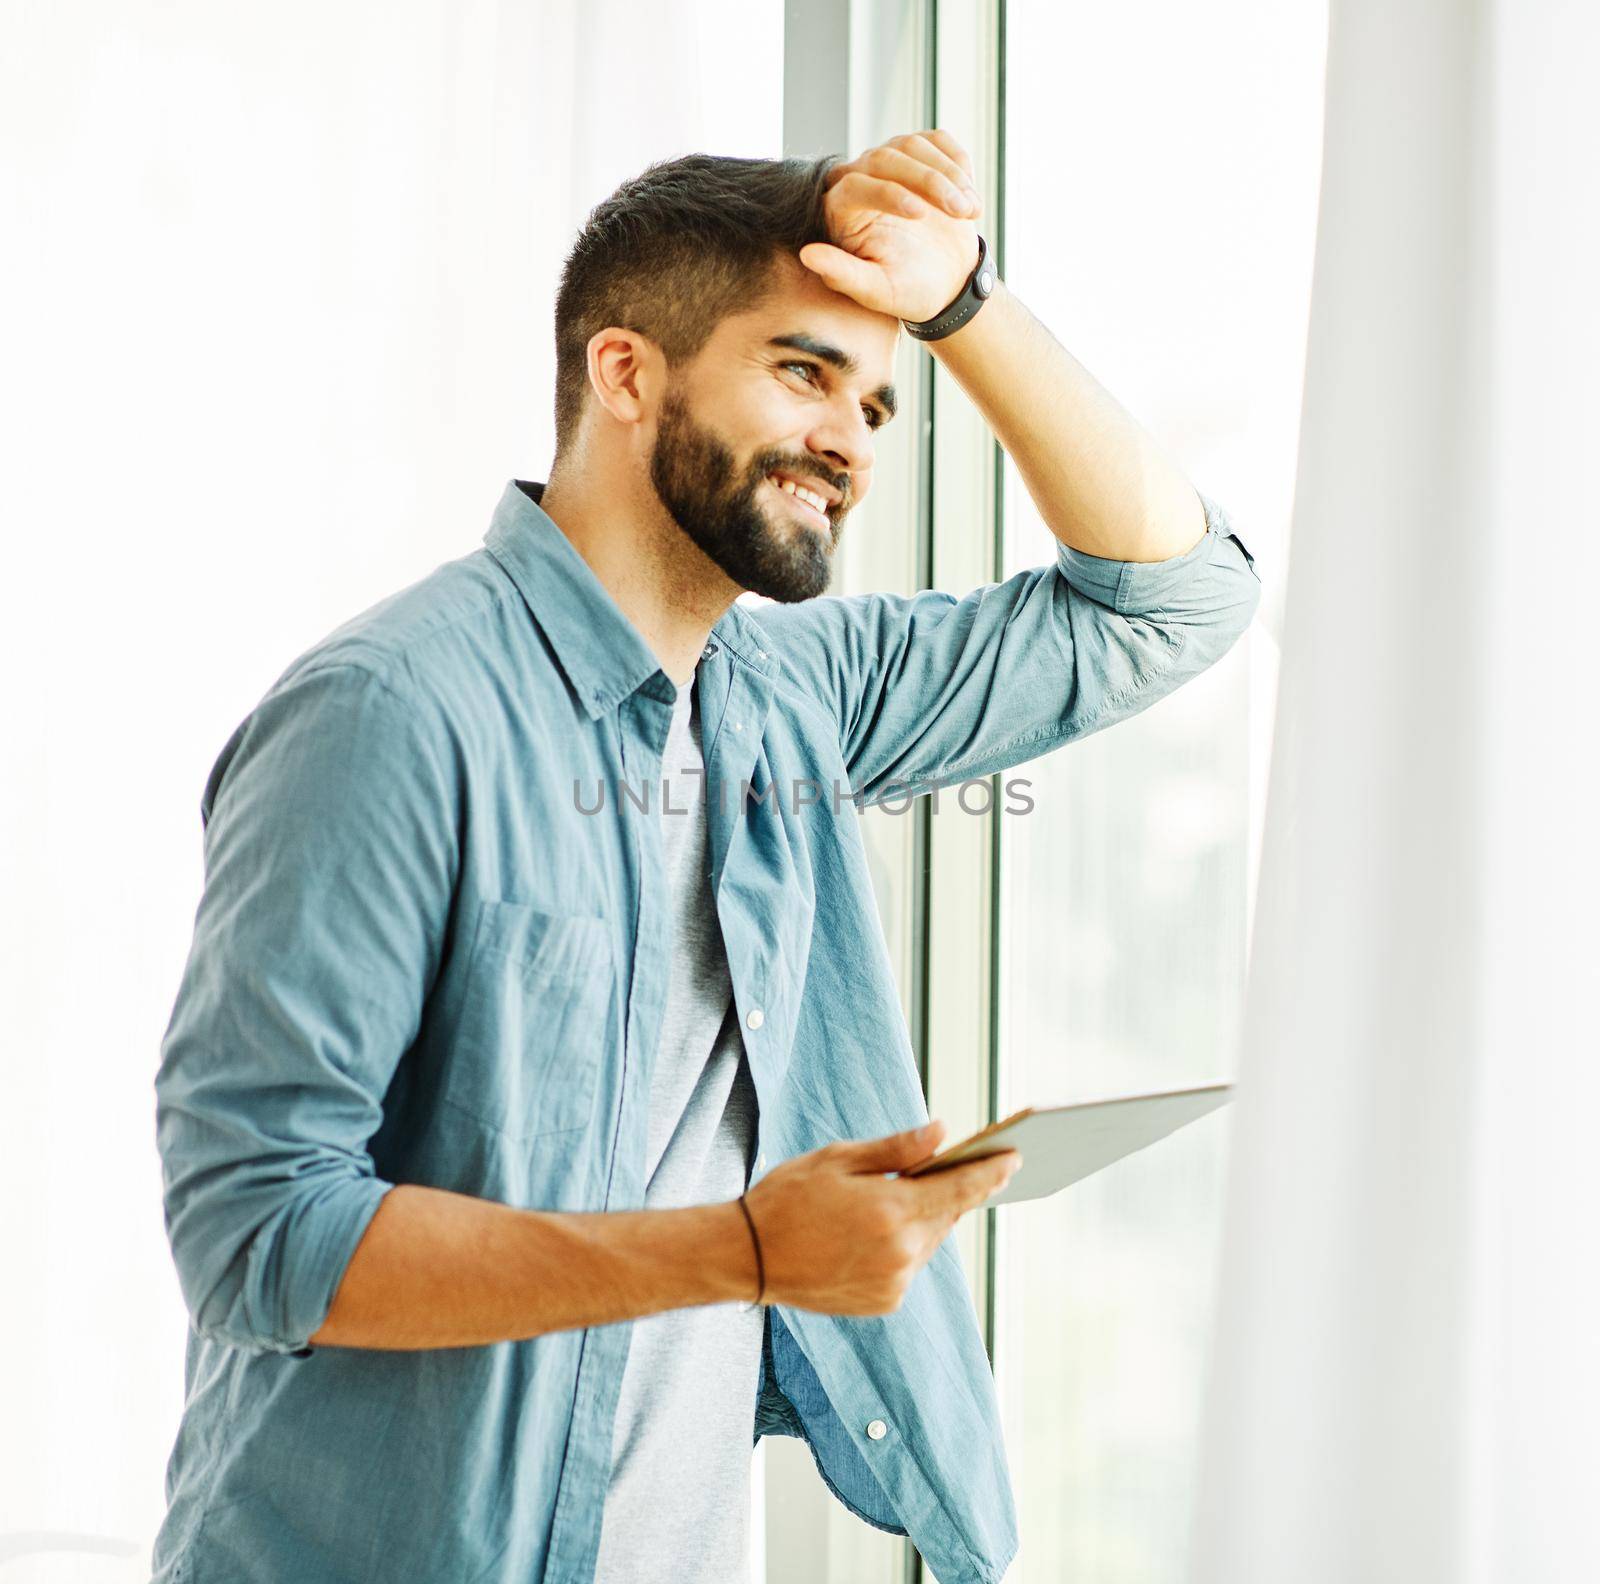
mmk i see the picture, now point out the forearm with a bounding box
[307,1183,757,1351]
[927,276,1205,563]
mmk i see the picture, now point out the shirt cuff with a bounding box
[1053,491,1254,617]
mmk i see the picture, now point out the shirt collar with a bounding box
[483,479,778,720]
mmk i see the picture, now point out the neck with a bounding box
[538,468,740,688]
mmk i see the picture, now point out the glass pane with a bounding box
[992,1,1326,1579]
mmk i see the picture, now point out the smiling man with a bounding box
[151,134,1259,1584]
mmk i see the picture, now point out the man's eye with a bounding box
[784,361,883,430]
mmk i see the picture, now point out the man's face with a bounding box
[646,257,900,603]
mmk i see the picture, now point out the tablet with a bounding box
[899,1080,1233,1206]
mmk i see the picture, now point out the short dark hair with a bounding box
[551,151,840,463]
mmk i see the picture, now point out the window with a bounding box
[772,3,1323,1578]
[989,2,1325,1579]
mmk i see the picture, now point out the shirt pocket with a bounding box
[442,899,615,1142]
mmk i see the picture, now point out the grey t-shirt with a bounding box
[591,666,765,1584]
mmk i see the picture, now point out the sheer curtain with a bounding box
[1191,3,1600,1580]
[0,2,781,1572]
[988,3,1324,1579]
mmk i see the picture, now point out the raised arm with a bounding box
[751,493,1258,809]
[760,130,1261,805]
[801,128,1209,563]
[926,273,1207,563]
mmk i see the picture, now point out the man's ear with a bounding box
[586,326,662,426]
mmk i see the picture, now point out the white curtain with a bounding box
[0,2,780,1572]
[1191,3,1600,1581]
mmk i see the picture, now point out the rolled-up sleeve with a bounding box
[155,659,459,1356]
[750,491,1260,806]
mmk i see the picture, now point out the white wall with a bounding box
[0,2,782,1571]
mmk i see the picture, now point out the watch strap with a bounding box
[902,232,996,342]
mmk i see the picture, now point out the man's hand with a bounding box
[741,1121,1018,1316]
[798,130,984,323]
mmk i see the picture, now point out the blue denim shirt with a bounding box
[152,479,1259,1583]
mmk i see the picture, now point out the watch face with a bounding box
[971,234,994,298]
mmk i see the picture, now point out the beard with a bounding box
[646,384,845,603]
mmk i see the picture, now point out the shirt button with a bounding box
[756,1150,767,1171]
[866,1419,888,1441]
[703,644,717,658]
[746,1007,764,1030]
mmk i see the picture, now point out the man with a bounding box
[151,131,1259,1584]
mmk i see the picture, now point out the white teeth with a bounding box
[769,475,830,517]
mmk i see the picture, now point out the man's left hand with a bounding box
[798,130,983,323]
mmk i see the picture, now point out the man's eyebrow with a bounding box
[766,333,898,421]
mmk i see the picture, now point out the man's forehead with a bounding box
[729,257,896,343]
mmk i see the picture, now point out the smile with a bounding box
[766,474,833,531]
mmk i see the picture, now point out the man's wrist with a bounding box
[903,231,997,342]
[694,1199,764,1306]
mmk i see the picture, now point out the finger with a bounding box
[830,167,937,221]
[907,1148,1020,1218]
[898,132,977,192]
[822,155,858,190]
[832,1119,947,1173]
[864,149,977,218]
[870,140,979,216]
[795,241,893,312]
[918,129,976,183]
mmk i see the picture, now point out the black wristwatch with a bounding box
[902,232,996,342]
